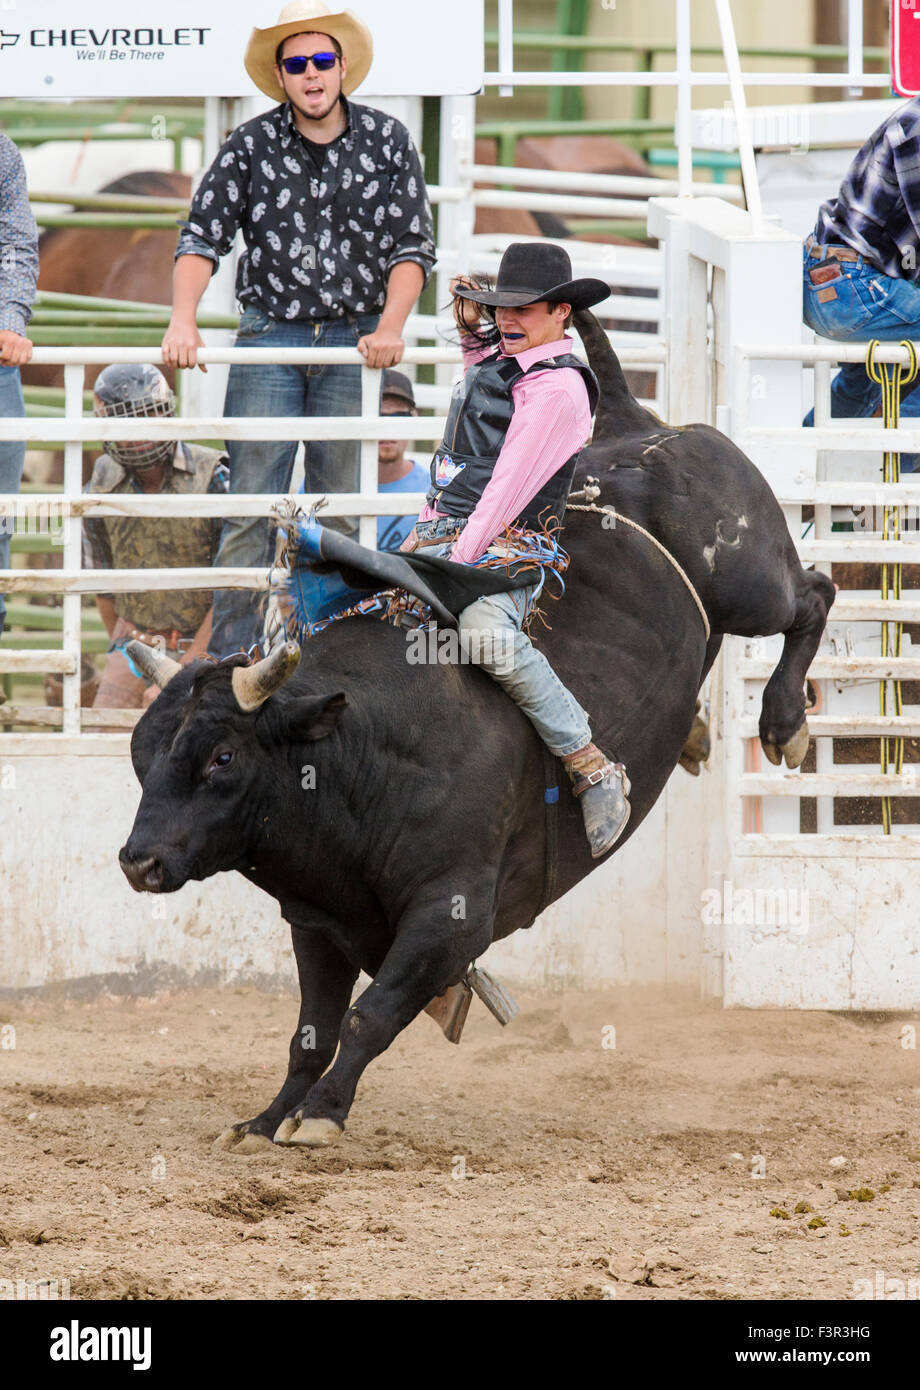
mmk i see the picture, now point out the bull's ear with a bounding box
[281,691,348,742]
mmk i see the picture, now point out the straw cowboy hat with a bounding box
[244,1,374,101]
[454,243,610,312]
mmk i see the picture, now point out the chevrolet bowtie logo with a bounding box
[0,31,20,50]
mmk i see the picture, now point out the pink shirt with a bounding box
[418,334,592,565]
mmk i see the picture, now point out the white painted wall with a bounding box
[0,743,723,994]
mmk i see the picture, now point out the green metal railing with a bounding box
[483,31,890,123]
[31,189,189,212]
[475,115,678,169]
[647,148,741,183]
[26,291,237,350]
[30,187,191,231]
[0,98,204,171]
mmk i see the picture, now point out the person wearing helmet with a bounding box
[83,364,229,711]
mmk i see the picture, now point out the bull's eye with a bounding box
[206,747,235,777]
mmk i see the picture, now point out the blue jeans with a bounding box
[211,307,379,656]
[802,246,920,469]
[457,584,592,757]
[0,365,26,635]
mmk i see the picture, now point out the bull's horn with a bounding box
[125,640,182,689]
[231,641,301,712]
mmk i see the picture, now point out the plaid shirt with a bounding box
[176,98,435,321]
[813,98,920,280]
[0,133,38,335]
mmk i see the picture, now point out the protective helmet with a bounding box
[92,363,176,471]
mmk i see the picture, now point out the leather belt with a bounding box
[413,531,462,549]
[805,237,860,264]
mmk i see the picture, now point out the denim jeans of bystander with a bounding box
[802,247,920,469]
[0,364,25,635]
[211,308,379,656]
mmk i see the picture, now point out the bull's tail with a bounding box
[574,309,661,441]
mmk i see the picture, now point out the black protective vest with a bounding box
[427,349,599,530]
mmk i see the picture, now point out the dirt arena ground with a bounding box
[1,985,918,1302]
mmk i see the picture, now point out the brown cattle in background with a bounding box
[21,170,191,396]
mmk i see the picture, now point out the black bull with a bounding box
[119,312,834,1150]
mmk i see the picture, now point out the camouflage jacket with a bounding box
[82,442,229,634]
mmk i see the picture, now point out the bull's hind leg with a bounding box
[214,921,358,1154]
[759,569,835,768]
[274,885,493,1146]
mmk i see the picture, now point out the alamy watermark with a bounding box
[406,626,515,671]
[852,498,920,533]
[49,1320,151,1371]
[852,1270,920,1300]
[0,498,68,545]
[700,879,809,936]
[0,1276,71,1299]
[700,102,809,155]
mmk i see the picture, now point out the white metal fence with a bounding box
[651,193,920,852]
[732,338,920,848]
[649,191,920,1007]
[0,337,665,744]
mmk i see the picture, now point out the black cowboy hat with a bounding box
[454,242,610,312]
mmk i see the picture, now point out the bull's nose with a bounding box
[119,847,165,893]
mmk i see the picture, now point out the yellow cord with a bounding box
[865,340,919,832]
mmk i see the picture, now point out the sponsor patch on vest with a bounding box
[434,453,466,487]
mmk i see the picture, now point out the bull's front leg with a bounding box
[274,884,493,1147]
[214,919,359,1154]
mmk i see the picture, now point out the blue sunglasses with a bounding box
[281,52,338,74]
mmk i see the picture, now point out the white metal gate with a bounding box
[652,194,920,1008]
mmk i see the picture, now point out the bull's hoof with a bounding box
[679,712,711,775]
[274,1116,342,1148]
[761,740,783,766]
[780,723,810,769]
[213,1125,274,1155]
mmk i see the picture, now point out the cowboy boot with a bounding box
[561,743,631,858]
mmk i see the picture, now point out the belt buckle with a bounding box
[585,767,607,787]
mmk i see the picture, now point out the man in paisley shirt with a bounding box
[162,2,435,656]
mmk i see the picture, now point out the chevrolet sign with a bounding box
[0,1,483,97]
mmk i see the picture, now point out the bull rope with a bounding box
[866,339,920,834]
[566,479,712,642]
